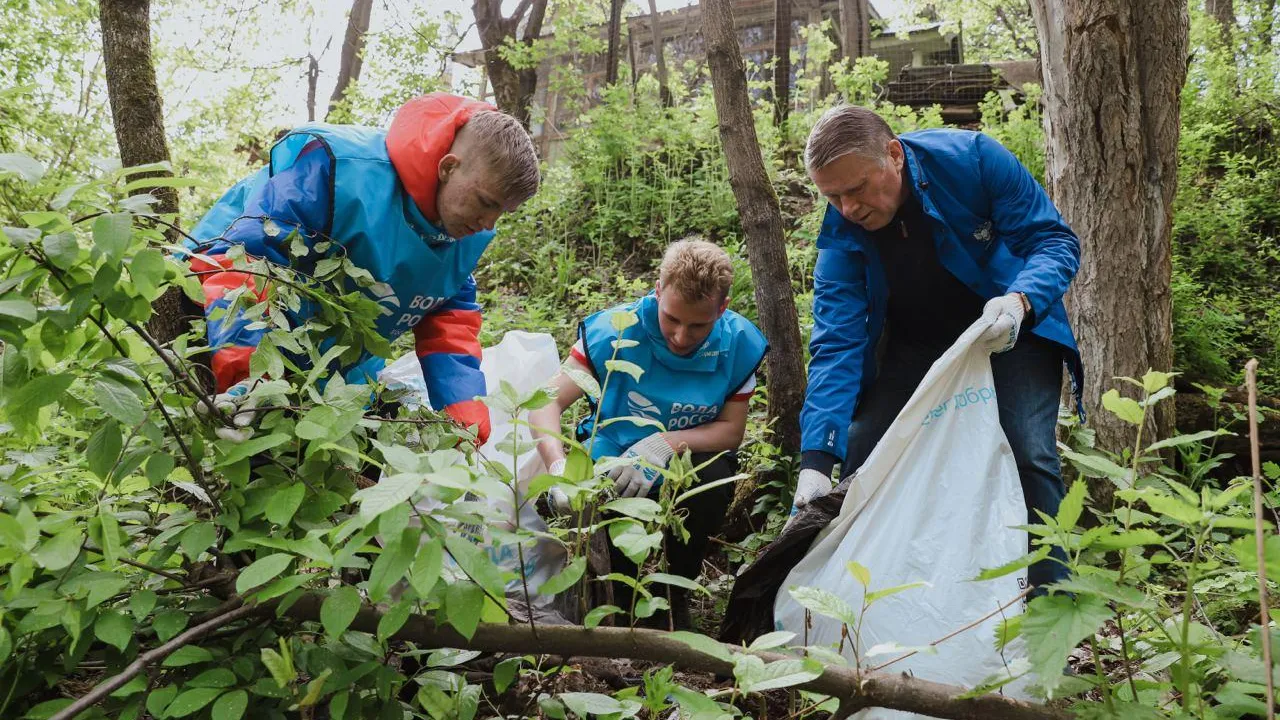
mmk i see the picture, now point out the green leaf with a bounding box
[152,611,188,641]
[265,483,305,526]
[129,247,168,298]
[368,528,417,603]
[7,373,74,424]
[1145,429,1231,453]
[1021,594,1112,696]
[864,580,931,604]
[609,310,638,332]
[41,231,79,268]
[94,610,134,652]
[235,553,294,593]
[322,586,361,639]
[130,590,157,620]
[1142,370,1175,394]
[537,556,586,596]
[1050,575,1152,609]
[187,668,237,688]
[180,522,217,560]
[669,630,735,663]
[494,657,522,693]
[86,420,122,479]
[846,561,872,587]
[607,521,663,565]
[352,472,425,521]
[1056,479,1087,531]
[162,645,214,667]
[604,359,644,382]
[0,153,44,183]
[33,527,83,570]
[1092,529,1164,550]
[296,405,339,440]
[1101,389,1144,426]
[583,605,621,629]
[734,656,823,693]
[560,692,638,718]
[1060,448,1130,483]
[599,497,662,522]
[146,685,178,718]
[93,213,132,263]
[260,647,295,688]
[445,581,484,639]
[96,512,121,568]
[788,585,858,627]
[0,298,36,324]
[377,600,413,644]
[1140,491,1203,525]
[123,175,213,193]
[747,630,797,651]
[972,547,1051,581]
[444,534,508,602]
[165,687,223,717]
[214,433,292,467]
[643,572,710,596]
[211,689,248,720]
[409,537,444,596]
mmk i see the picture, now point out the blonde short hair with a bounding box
[804,104,896,174]
[659,239,734,304]
[464,110,540,205]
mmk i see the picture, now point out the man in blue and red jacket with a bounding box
[188,93,540,445]
[792,105,1083,593]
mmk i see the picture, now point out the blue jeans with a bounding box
[842,333,1070,594]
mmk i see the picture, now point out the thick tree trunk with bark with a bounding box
[605,0,624,85]
[839,0,871,61]
[473,0,550,129]
[1028,0,1188,473]
[328,0,373,119]
[773,0,791,127]
[99,0,192,350]
[700,0,806,458]
[647,0,672,106]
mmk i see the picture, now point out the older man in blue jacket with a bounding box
[792,105,1083,592]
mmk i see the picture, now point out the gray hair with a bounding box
[804,105,896,174]
[464,110,541,205]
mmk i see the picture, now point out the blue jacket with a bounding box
[576,294,768,460]
[188,124,491,418]
[801,129,1083,459]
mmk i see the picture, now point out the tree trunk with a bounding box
[473,0,550,129]
[605,0,624,85]
[328,0,373,119]
[306,54,320,122]
[1206,0,1235,47]
[1028,0,1188,477]
[773,0,791,127]
[700,0,806,459]
[1262,0,1275,49]
[99,0,192,351]
[839,0,871,61]
[647,0,672,106]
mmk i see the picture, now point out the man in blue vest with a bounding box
[188,93,540,446]
[793,105,1083,594]
[529,239,768,629]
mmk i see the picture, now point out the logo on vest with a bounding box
[627,391,661,422]
[667,402,721,429]
[395,295,449,328]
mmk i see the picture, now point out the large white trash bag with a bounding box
[774,320,1030,716]
[378,331,567,609]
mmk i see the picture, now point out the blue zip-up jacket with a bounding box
[801,129,1083,461]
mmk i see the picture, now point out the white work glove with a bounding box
[791,468,834,516]
[546,458,571,514]
[979,293,1028,354]
[195,381,258,443]
[609,434,675,499]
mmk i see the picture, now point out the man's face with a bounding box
[655,284,728,356]
[810,139,907,232]
[435,155,516,239]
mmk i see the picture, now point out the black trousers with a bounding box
[609,451,738,611]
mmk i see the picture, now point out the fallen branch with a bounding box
[62,592,1069,720]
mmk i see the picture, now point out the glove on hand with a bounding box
[609,434,675,499]
[546,458,571,513]
[196,381,258,443]
[979,293,1027,354]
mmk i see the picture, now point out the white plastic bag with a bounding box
[774,320,1029,715]
[378,331,568,609]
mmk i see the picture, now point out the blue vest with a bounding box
[190,124,494,382]
[576,294,768,459]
